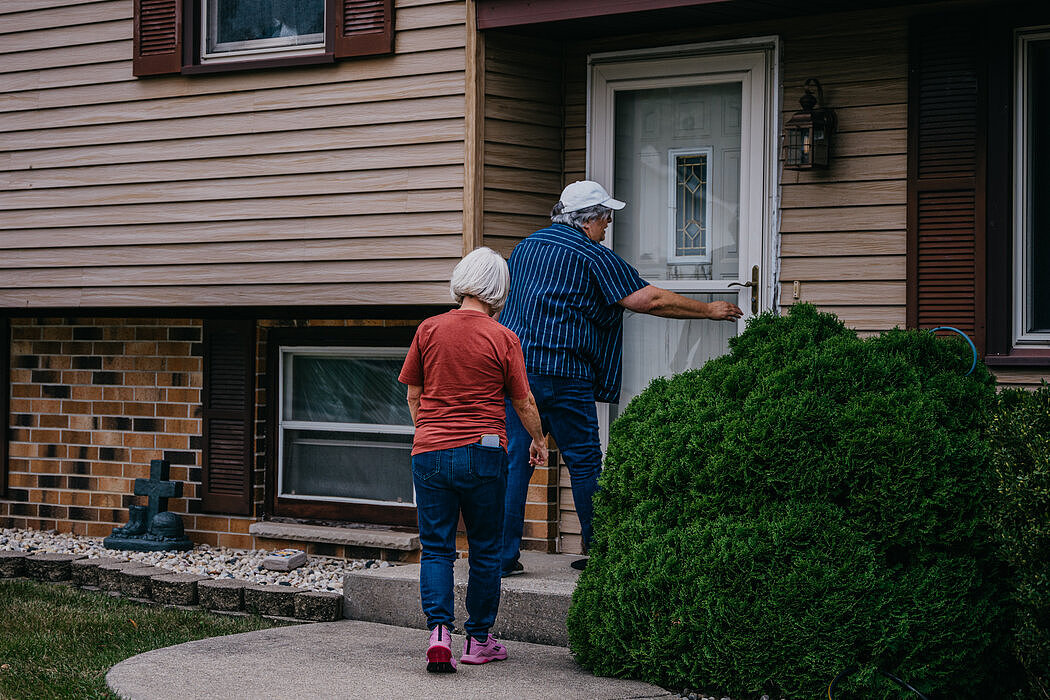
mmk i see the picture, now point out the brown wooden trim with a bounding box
[182,53,336,74]
[133,0,183,76]
[0,317,8,499]
[463,0,486,255]
[0,305,447,320]
[334,0,395,59]
[477,0,729,29]
[907,11,986,354]
[264,323,421,526]
[201,318,255,515]
[984,348,1050,367]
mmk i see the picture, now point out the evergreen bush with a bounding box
[992,383,1050,698]
[567,304,1017,698]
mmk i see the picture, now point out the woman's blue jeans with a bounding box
[413,443,508,637]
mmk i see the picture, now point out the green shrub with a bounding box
[992,383,1050,698]
[568,304,1018,698]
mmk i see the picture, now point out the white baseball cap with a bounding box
[559,180,626,213]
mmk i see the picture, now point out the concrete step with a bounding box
[343,551,583,647]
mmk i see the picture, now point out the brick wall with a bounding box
[2,316,562,556]
[0,317,253,548]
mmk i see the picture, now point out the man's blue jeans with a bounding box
[413,443,508,637]
[501,374,602,573]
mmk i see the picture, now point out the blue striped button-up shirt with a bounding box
[499,223,649,403]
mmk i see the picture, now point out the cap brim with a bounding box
[604,197,627,210]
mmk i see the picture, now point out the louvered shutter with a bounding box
[907,15,985,351]
[133,0,183,76]
[1,317,8,499]
[200,319,255,515]
[333,0,394,58]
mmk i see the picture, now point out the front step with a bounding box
[342,551,581,647]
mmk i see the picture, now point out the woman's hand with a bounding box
[529,438,548,466]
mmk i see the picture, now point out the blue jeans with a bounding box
[413,443,508,637]
[501,374,602,573]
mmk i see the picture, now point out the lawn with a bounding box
[0,578,288,699]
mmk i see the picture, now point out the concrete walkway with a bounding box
[106,618,673,699]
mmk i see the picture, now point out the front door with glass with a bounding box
[589,44,776,409]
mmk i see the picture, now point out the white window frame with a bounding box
[276,345,415,507]
[1014,28,1050,346]
[200,0,326,64]
[667,146,715,265]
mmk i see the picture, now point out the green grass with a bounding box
[0,578,288,700]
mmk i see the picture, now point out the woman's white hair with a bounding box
[450,246,511,311]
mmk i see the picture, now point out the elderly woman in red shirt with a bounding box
[399,246,547,673]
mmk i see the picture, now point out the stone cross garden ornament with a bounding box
[104,459,193,552]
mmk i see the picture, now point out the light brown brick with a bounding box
[166,357,200,373]
[155,403,188,418]
[218,533,251,550]
[122,433,154,448]
[166,419,200,435]
[96,477,130,493]
[13,384,42,398]
[70,385,103,401]
[524,503,556,522]
[155,434,189,450]
[134,387,163,402]
[102,386,134,401]
[123,463,150,479]
[66,415,93,431]
[228,517,252,534]
[124,371,156,387]
[60,430,92,444]
[130,449,162,464]
[90,492,124,508]
[187,530,219,547]
[166,388,200,403]
[124,403,154,417]
[93,431,124,447]
[125,341,156,356]
[33,399,64,414]
[87,522,114,537]
[39,414,69,429]
[194,516,230,532]
[91,401,122,414]
[103,356,135,371]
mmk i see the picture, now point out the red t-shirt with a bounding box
[399,309,531,455]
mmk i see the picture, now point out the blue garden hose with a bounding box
[929,326,978,376]
[828,665,931,700]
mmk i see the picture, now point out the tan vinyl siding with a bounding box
[480,33,562,256]
[778,17,908,332]
[1,0,468,308]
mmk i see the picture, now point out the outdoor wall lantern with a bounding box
[784,78,835,170]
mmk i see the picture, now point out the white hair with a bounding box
[550,201,613,228]
[450,247,510,311]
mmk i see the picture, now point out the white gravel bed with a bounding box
[0,527,389,592]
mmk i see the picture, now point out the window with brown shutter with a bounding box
[200,319,255,516]
[133,0,394,76]
[907,14,986,353]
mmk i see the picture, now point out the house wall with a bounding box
[480,32,564,256]
[0,0,468,309]
[1,316,446,558]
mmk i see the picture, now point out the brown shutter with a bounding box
[333,0,394,58]
[133,0,183,76]
[1,317,8,499]
[200,319,255,515]
[907,14,986,352]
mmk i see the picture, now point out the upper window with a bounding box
[132,0,394,76]
[1015,30,1050,346]
[202,0,326,63]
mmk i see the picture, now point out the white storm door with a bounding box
[589,43,776,411]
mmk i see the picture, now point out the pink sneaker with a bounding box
[459,635,508,665]
[426,625,456,673]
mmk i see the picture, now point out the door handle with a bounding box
[728,265,760,314]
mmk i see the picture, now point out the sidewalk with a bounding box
[106,619,672,699]
[106,550,674,699]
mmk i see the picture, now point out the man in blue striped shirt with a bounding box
[499,180,743,575]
